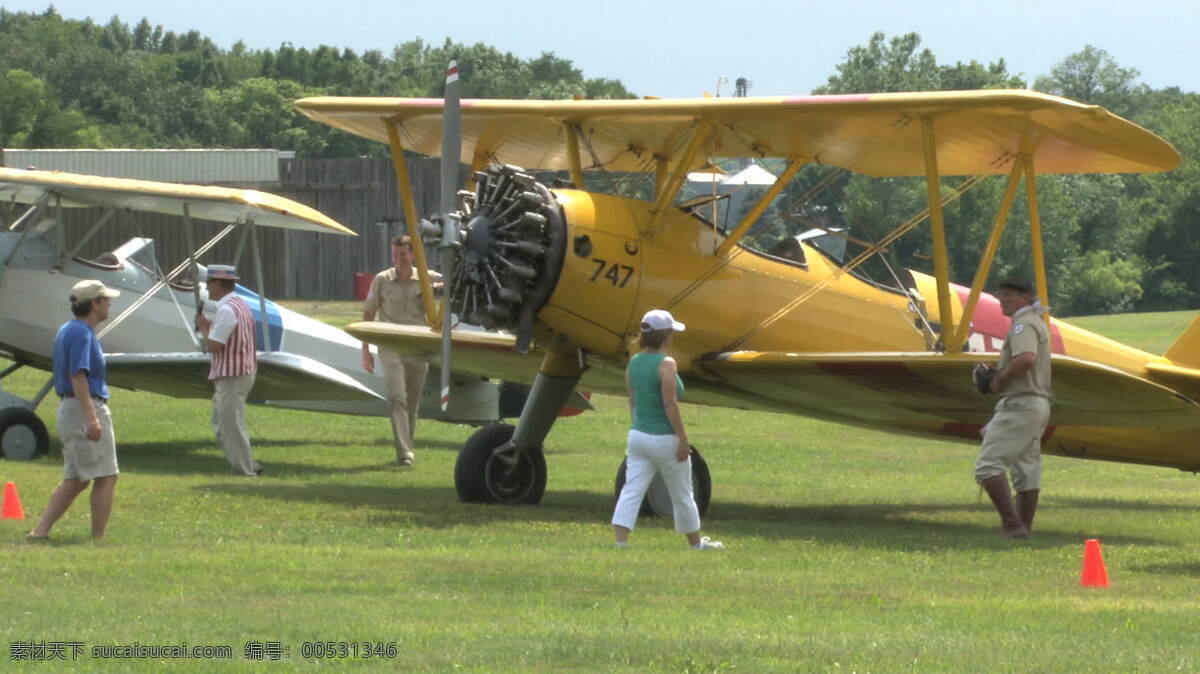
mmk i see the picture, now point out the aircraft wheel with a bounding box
[613,446,711,519]
[0,407,50,460]
[455,423,547,505]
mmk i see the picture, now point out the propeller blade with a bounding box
[438,60,462,413]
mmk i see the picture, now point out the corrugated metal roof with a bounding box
[0,149,294,184]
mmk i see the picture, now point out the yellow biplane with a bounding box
[296,76,1198,510]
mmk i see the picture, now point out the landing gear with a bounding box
[0,406,49,460]
[453,347,582,506]
[455,423,547,504]
[613,446,711,519]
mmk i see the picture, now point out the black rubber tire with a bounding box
[455,423,547,505]
[613,446,711,519]
[0,406,50,460]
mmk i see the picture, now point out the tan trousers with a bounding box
[57,398,118,481]
[379,349,428,462]
[975,394,1050,491]
[212,374,259,476]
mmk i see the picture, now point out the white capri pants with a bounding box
[611,429,701,534]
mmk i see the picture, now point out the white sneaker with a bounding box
[694,536,724,550]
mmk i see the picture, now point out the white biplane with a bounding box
[0,168,553,459]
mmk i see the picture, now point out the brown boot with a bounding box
[1016,490,1039,533]
[980,475,1029,539]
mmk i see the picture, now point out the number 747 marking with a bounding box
[589,258,635,288]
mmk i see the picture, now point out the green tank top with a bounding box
[628,351,684,435]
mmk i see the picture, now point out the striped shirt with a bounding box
[209,294,257,379]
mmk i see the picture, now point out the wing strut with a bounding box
[232,221,252,267]
[921,118,956,352]
[563,122,585,187]
[60,207,115,268]
[949,158,1024,349]
[949,155,1054,342]
[645,121,714,237]
[249,220,271,350]
[386,120,438,328]
[654,156,669,198]
[714,157,808,258]
[0,193,50,288]
[4,193,49,234]
[721,173,989,351]
[52,194,65,259]
[1024,156,1053,330]
[100,223,237,339]
[183,204,203,334]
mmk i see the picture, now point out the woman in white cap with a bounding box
[612,309,723,550]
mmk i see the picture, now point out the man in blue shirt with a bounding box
[27,280,121,542]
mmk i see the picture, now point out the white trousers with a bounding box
[213,374,258,476]
[612,429,701,534]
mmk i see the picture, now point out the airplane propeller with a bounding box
[435,61,462,413]
[421,60,568,413]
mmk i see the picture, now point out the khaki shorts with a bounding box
[974,394,1049,491]
[57,398,118,481]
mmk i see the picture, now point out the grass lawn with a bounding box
[3,308,1199,671]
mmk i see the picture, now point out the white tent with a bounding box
[685,171,724,183]
[720,163,777,186]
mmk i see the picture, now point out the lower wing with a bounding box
[347,321,624,398]
[105,351,382,402]
[699,351,1200,429]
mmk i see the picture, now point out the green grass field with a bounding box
[3,308,1200,671]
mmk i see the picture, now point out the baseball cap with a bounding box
[640,309,686,333]
[205,264,240,281]
[70,279,120,302]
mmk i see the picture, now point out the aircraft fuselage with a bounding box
[535,189,1198,470]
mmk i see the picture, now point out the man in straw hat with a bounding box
[971,277,1052,539]
[195,265,261,476]
[28,280,121,541]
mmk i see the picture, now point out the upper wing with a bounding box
[346,322,627,395]
[0,167,354,235]
[294,90,1179,177]
[105,351,382,401]
[699,351,1200,429]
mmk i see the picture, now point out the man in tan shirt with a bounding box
[972,278,1052,539]
[361,235,440,466]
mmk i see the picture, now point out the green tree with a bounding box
[1054,249,1146,314]
[1034,45,1147,119]
[1137,95,1200,308]
[808,32,1029,287]
[0,68,50,145]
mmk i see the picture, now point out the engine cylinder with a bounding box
[431,165,566,341]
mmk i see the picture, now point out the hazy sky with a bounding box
[7,0,1198,97]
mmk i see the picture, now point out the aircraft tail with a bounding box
[1163,314,1200,367]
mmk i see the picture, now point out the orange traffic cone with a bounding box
[2,481,25,520]
[1080,538,1109,588]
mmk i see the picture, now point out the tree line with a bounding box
[0,11,1197,315]
[773,33,1199,316]
[0,8,633,156]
